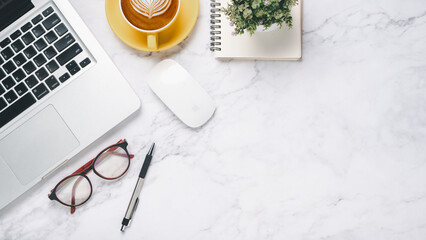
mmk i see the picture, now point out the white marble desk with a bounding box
[1,0,426,239]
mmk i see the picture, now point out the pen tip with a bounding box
[121,225,125,232]
[148,143,155,155]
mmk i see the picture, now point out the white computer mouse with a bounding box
[147,59,216,128]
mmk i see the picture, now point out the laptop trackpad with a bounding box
[0,105,79,185]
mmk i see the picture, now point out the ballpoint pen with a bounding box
[121,143,155,232]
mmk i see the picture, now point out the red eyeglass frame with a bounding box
[48,139,135,214]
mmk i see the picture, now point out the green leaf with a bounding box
[222,0,298,35]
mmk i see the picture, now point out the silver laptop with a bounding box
[0,0,140,209]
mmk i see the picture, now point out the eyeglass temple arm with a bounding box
[71,139,134,176]
[69,158,135,214]
[70,176,84,214]
[69,139,135,214]
[69,149,135,213]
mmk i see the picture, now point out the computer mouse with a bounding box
[147,59,216,128]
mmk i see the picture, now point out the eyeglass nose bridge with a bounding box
[80,163,95,175]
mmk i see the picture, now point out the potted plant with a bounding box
[222,0,299,36]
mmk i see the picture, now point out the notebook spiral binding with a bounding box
[210,0,221,51]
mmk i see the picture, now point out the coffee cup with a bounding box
[119,0,181,50]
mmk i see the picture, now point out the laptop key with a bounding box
[10,30,22,40]
[0,38,11,48]
[42,14,60,30]
[1,47,14,60]
[69,66,80,76]
[11,40,25,53]
[15,82,28,96]
[32,83,49,100]
[0,93,37,129]
[45,76,59,90]
[44,46,57,59]
[3,61,16,74]
[32,25,45,38]
[33,54,47,67]
[80,58,91,68]
[54,33,75,52]
[21,32,35,45]
[35,67,48,80]
[0,84,5,95]
[0,56,3,65]
[46,60,59,73]
[25,75,38,88]
[44,31,58,44]
[31,14,43,25]
[42,6,54,17]
[0,98,6,112]
[65,60,77,71]
[13,53,26,67]
[21,22,32,33]
[2,76,15,89]
[4,90,17,103]
[12,69,26,82]
[59,73,70,83]
[56,43,82,65]
[54,23,68,37]
[23,61,36,74]
[34,38,48,51]
[0,68,5,80]
[23,46,37,59]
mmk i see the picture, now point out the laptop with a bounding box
[0,0,140,210]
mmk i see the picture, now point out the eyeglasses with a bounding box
[48,139,134,214]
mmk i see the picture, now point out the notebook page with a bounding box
[215,0,302,60]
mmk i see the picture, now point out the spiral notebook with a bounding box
[210,0,302,60]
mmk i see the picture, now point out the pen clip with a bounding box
[130,198,139,220]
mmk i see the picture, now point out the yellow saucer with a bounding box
[105,0,199,52]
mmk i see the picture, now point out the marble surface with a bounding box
[2,0,426,239]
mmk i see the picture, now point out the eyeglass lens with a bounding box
[55,175,91,206]
[94,146,130,179]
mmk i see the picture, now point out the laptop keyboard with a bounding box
[0,6,92,129]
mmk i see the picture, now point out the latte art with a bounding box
[121,0,179,31]
[130,0,172,19]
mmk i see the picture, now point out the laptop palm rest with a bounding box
[0,105,79,185]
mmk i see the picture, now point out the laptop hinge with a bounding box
[42,159,70,180]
